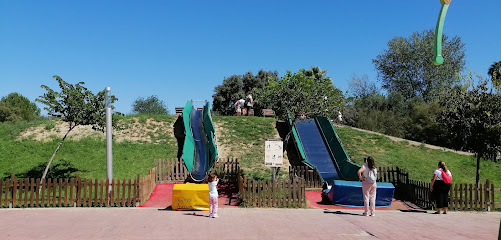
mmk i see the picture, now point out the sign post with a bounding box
[265,139,283,182]
[105,87,113,194]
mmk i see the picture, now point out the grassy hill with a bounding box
[1,116,500,192]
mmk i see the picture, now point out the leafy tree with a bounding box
[132,95,169,115]
[373,29,466,101]
[212,75,245,116]
[488,61,501,90]
[344,92,409,138]
[36,75,118,182]
[437,71,501,184]
[348,74,379,99]
[256,67,344,120]
[0,92,40,122]
[212,70,278,115]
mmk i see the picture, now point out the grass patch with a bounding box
[212,116,287,180]
[336,125,501,202]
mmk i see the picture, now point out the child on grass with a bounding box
[208,173,219,218]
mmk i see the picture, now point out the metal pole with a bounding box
[105,87,113,192]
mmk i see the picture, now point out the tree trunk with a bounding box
[40,127,73,184]
[476,155,481,186]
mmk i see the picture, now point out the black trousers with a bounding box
[434,180,450,208]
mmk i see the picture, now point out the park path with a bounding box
[0,208,499,240]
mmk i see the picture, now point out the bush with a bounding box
[0,93,40,122]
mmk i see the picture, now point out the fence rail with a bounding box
[1,169,156,208]
[288,164,499,211]
[238,175,305,208]
[289,166,322,188]
[155,158,240,183]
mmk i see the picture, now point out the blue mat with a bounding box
[327,180,395,207]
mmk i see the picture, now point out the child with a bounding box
[207,173,219,218]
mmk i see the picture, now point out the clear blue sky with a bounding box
[1,1,500,115]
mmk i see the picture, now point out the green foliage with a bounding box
[488,61,501,91]
[36,75,119,132]
[0,92,40,122]
[132,95,169,115]
[373,29,465,101]
[212,70,278,116]
[437,71,501,162]
[256,67,345,120]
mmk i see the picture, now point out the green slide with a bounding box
[181,101,218,181]
[289,116,360,184]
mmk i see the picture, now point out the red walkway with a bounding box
[305,190,416,210]
[141,184,416,211]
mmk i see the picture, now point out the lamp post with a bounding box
[105,87,113,191]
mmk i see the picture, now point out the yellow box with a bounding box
[172,183,210,211]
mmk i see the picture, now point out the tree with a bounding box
[348,74,379,99]
[212,75,245,116]
[0,92,40,122]
[437,71,501,185]
[36,75,118,182]
[373,29,466,101]
[212,70,278,115]
[132,95,169,115]
[488,61,501,90]
[256,67,344,120]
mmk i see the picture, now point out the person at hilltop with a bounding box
[244,92,253,116]
[430,161,452,214]
[208,173,219,218]
[234,99,245,116]
[358,156,378,216]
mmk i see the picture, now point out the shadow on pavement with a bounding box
[399,209,428,213]
[158,206,174,211]
[323,210,364,216]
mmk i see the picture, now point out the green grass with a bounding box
[336,125,501,202]
[0,115,177,180]
[1,116,500,203]
[335,126,501,185]
[212,116,285,180]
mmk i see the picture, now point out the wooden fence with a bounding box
[288,165,499,211]
[238,175,305,208]
[155,158,240,183]
[1,169,157,208]
[139,168,157,204]
[289,166,323,188]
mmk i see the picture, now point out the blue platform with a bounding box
[327,180,395,207]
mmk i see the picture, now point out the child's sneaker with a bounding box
[212,214,219,218]
[208,214,213,218]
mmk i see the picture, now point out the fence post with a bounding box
[10,173,16,208]
[485,179,490,211]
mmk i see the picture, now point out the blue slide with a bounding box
[290,116,394,207]
[294,118,340,185]
[181,101,218,182]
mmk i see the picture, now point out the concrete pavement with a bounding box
[0,208,499,240]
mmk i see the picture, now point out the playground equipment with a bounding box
[289,116,394,207]
[434,0,452,65]
[179,101,218,182]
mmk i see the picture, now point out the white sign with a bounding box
[265,140,283,167]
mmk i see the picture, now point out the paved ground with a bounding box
[0,208,499,240]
